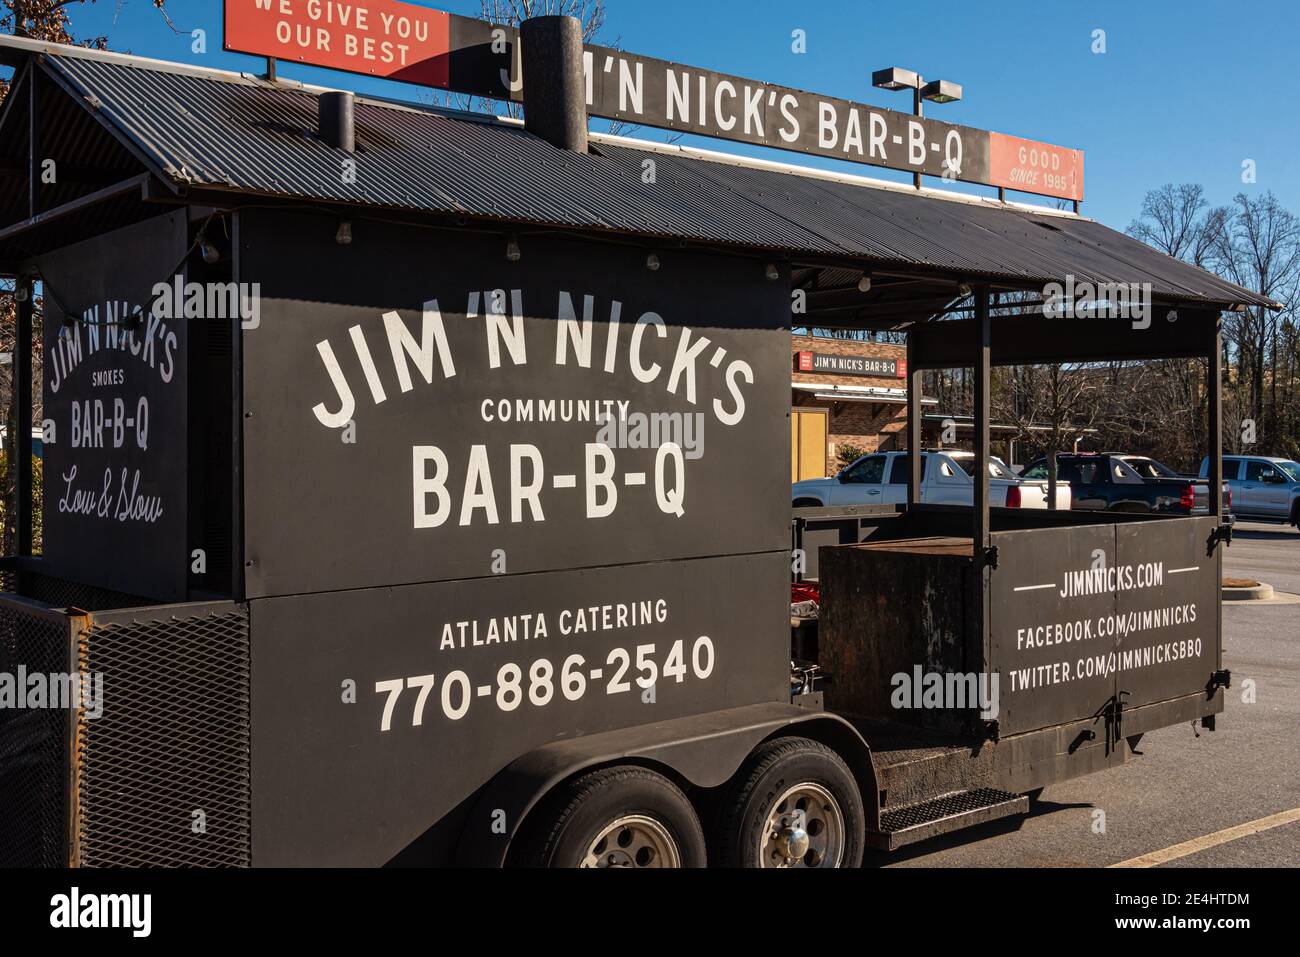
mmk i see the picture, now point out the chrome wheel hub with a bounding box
[760,782,845,868]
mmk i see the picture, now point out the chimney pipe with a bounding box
[319,91,356,152]
[520,15,588,153]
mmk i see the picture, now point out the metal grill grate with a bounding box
[0,598,71,867]
[880,787,1021,833]
[77,608,251,867]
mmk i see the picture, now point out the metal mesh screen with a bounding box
[0,599,70,867]
[24,572,150,613]
[77,608,251,867]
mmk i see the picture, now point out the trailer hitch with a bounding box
[1206,669,1232,694]
[1208,523,1233,554]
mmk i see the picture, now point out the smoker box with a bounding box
[816,509,1224,739]
[819,536,977,735]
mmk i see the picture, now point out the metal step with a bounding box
[869,787,1028,850]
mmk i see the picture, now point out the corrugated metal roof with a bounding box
[21,44,1277,308]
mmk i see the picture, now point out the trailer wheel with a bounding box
[517,766,707,868]
[716,736,864,868]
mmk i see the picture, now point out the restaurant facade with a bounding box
[791,334,935,480]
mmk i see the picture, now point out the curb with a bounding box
[1222,582,1275,601]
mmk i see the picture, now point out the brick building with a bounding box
[790,334,936,481]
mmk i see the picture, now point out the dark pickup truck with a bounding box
[1022,453,1230,515]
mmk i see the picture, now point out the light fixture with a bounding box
[958,282,973,297]
[858,274,872,293]
[505,235,521,262]
[765,263,781,281]
[872,67,919,91]
[335,220,353,245]
[921,79,962,104]
[646,252,661,271]
[199,236,221,264]
[873,65,963,187]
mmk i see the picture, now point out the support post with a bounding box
[1207,311,1223,519]
[912,81,923,190]
[971,285,993,716]
[28,64,39,220]
[15,274,33,557]
[906,331,922,507]
[1047,434,1058,510]
[1206,310,1224,676]
[972,283,987,712]
[973,285,991,554]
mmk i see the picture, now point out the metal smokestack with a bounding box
[520,15,588,153]
[319,91,356,153]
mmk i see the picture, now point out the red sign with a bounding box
[796,351,814,372]
[987,132,1084,202]
[224,0,451,87]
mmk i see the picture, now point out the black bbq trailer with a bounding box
[0,26,1279,868]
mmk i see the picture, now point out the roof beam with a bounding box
[0,172,153,246]
[910,310,1220,368]
[28,61,39,219]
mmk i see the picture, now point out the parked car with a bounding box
[1022,453,1227,515]
[792,449,1072,509]
[1199,455,1300,527]
[1104,454,1188,479]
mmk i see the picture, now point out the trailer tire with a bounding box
[515,766,707,868]
[715,736,864,868]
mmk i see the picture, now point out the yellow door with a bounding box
[791,409,829,482]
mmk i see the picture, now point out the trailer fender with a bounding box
[453,701,875,866]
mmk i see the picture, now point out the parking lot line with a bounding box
[1108,807,1300,868]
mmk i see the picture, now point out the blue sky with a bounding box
[37,0,1300,231]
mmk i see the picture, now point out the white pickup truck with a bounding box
[792,449,1072,510]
